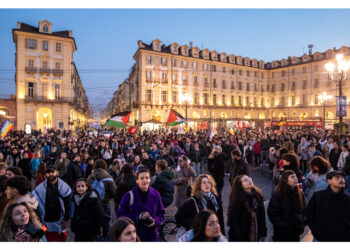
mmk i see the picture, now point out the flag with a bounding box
[177,125,185,134]
[102,111,131,128]
[238,119,243,130]
[242,121,246,129]
[1,120,14,139]
[228,127,234,135]
[258,127,262,134]
[166,109,186,126]
[245,121,250,129]
[128,126,138,134]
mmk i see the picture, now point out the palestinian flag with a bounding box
[166,109,186,126]
[102,111,131,128]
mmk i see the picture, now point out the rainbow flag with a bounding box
[228,127,234,135]
[0,120,14,139]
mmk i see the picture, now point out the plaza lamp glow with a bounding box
[325,53,350,123]
[318,92,332,130]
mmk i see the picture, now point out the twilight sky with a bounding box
[1,8,350,112]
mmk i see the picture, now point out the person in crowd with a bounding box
[141,152,155,176]
[5,167,23,178]
[34,162,46,187]
[253,138,261,167]
[0,164,6,176]
[30,151,42,184]
[87,159,116,241]
[85,157,94,177]
[149,144,161,160]
[70,178,104,241]
[175,174,224,234]
[101,144,113,166]
[160,148,176,170]
[178,210,227,242]
[32,165,71,242]
[227,175,267,241]
[108,159,122,181]
[108,216,140,242]
[281,153,302,181]
[304,156,333,203]
[174,155,196,208]
[5,147,21,168]
[132,155,142,175]
[117,167,165,242]
[0,202,46,242]
[114,163,136,213]
[151,159,174,208]
[229,149,250,185]
[208,146,225,198]
[18,152,32,181]
[329,142,341,170]
[54,152,70,183]
[190,142,204,177]
[0,175,9,217]
[66,154,84,188]
[267,170,306,241]
[260,134,270,165]
[337,144,349,172]
[306,170,350,241]
[297,137,309,174]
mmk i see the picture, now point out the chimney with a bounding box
[190,41,193,49]
[308,44,314,55]
[333,47,336,51]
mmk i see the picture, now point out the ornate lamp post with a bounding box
[318,92,332,130]
[325,54,350,124]
[183,93,192,122]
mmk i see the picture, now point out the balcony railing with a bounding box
[39,68,51,74]
[25,67,37,73]
[25,95,74,103]
[52,69,63,75]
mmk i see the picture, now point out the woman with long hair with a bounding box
[34,162,46,187]
[0,202,45,241]
[267,170,306,241]
[227,175,267,241]
[178,210,227,242]
[70,178,104,241]
[114,163,136,213]
[108,217,140,242]
[175,174,224,234]
[281,153,302,181]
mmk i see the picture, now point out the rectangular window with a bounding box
[271,97,275,107]
[261,72,264,78]
[246,96,250,106]
[204,93,208,105]
[213,79,217,88]
[239,96,242,106]
[28,39,35,49]
[281,71,285,77]
[172,74,177,82]
[246,83,250,91]
[43,41,48,51]
[204,78,208,87]
[303,67,307,73]
[314,79,319,88]
[280,96,286,106]
[254,97,257,106]
[267,84,270,91]
[292,81,296,90]
[29,59,34,67]
[193,62,197,70]
[183,75,187,84]
[146,71,152,82]
[247,70,250,77]
[271,84,275,92]
[194,76,198,85]
[231,69,235,75]
[162,91,167,102]
[55,84,60,99]
[146,90,152,102]
[173,59,177,67]
[172,91,177,103]
[271,72,274,78]
[260,97,264,107]
[231,96,234,106]
[161,72,167,82]
[238,82,242,90]
[303,80,307,89]
[161,57,167,66]
[292,68,295,75]
[254,71,257,77]
[28,82,34,97]
[254,84,257,92]
[314,64,318,72]
[231,81,235,89]
[56,42,61,52]
[239,69,242,76]
[292,96,295,105]
[281,83,285,91]
[223,67,225,73]
[302,94,307,105]
[194,93,199,105]
[222,80,226,89]
[55,62,60,69]
[147,56,152,64]
[41,82,48,97]
[222,95,226,105]
[42,61,48,69]
[204,64,208,71]
[182,61,187,68]
[212,65,216,72]
[213,94,217,105]
[261,84,264,92]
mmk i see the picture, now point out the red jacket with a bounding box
[253,141,261,154]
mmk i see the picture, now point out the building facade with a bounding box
[106,39,350,130]
[0,95,16,125]
[12,20,92,132]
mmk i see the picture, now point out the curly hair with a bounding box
[191,174,218,199]
[0,202,42,241]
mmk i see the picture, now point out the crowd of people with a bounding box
[1,126,350,242]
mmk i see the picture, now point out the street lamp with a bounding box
[318,92,332,130]
[183,93,192,121]
[325,53,350,123]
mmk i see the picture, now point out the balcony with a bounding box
[39,68,51,74]
[25,67,37,73]
[52,69,63,75]
[25,95,74,103]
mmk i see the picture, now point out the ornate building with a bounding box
[106,39,350,129]
[12,20,92,132]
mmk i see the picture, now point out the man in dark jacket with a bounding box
[66,155,84,188]
[54,152,70,182]
[151,159,174,208]
[142,152,156,176]
[260,134,270,165]
[160,148,176,169]
[222,139,234,176]
[18,151,32,181]
[208,146,225,198]
[306,170,350,241]
[229,149,250,186]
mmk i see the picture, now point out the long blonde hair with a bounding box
[191,174,218,199]
[0,202,42,241]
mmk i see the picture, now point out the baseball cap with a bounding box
[326,170,345,180]
[45,165,57,173]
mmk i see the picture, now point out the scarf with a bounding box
[245,193,258,241]
[200,191,219,213]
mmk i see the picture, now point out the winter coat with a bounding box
[151,169,174,208]
[30,158,41,177]
[117,186,165,242]
[329,148,341,170]
[253,141,261,155]
[66,161,84,188]
[337,152,349,171]
[222,144,234,161]
[54,158,71,182]
[306,186,350,241]
[189,147,204,163]
[70,189,104,240]
[260,139,270,151]
[18,158,32,181]
[87,168,116,203]
[174,165,196,207]
[208,153,225,190]
[114,175,137,210]
[5,153,21,167]
[178,229,227,242]
[175,195,225,234]
[229,157,250,185]
[227,190,267,241]
[267,187,306,241]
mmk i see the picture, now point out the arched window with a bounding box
[43,24,48,32]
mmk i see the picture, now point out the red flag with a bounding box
[128,126,138,134]
[238,119,242,130]
[242,122,246,129]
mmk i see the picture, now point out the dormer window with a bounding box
[183,48,186,54]
[155,43,159,49]
[173,46,177,52]
[43,24,48,33]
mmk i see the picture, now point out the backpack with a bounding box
[92,177,113,200]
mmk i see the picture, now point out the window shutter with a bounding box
[34,40,37,49]
[25,39,29,48]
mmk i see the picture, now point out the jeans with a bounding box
[261,150,269,165]
[345,175,350,194]
[193,162,201,176]
[102,202,111,240]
